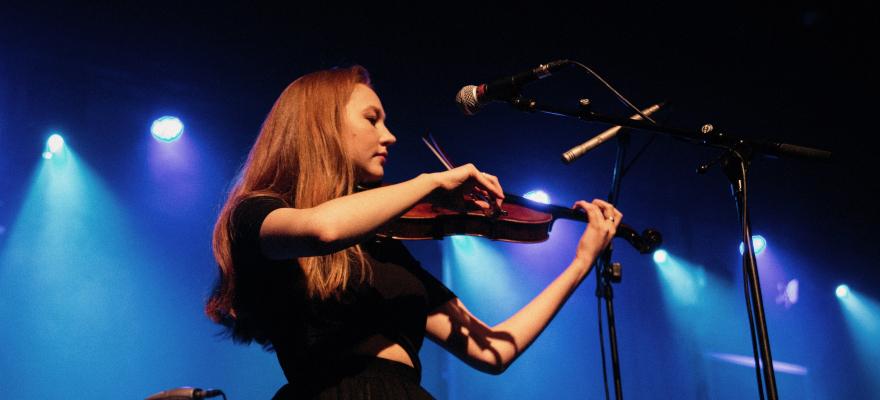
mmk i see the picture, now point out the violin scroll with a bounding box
[615,226,663,254]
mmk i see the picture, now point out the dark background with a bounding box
[1,2,877,399]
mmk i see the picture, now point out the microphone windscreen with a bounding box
[455,85,481,115]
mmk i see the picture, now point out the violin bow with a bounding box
[421,133,455,170]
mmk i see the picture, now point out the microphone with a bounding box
[561,103,663,164]
[145,387,225,400]
[455,60,571,115]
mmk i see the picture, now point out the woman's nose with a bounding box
[381,128,396,145]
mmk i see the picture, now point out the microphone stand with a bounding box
[595,127,629,400]
[507,95,831,400]
[717,147,776,400]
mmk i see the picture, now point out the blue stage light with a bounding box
[653,249,669,264]
[150,116,184,143]
[739,235,767,255]
[47,133,64,152]
[523,190,550,204]
[836,283,880,388]
[42,133,66,159]
[47,134,64,152]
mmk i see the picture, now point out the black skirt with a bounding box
[273,356,435,400]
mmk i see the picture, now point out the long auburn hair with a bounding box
[206,66,372,327]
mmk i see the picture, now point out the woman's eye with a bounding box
[366,116,378,125]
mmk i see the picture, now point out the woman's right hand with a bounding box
[430,163,505,210]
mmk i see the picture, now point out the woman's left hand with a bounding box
[572,199,623,263]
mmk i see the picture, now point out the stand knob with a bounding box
[605,262,623,283]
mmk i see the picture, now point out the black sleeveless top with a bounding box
[229,196,456,384]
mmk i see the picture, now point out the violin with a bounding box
[375,190,662,254]
[371,134,662,254]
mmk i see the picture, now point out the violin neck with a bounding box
[504,193,587,222]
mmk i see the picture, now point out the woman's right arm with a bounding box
[258,164,504,259]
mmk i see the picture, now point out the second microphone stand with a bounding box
[507,94,830,400]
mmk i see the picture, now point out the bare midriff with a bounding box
[351,334,414,368]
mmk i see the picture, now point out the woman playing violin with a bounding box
[206,65,623,399]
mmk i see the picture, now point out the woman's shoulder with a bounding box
[233,195,288,222]
[230,194,290,248]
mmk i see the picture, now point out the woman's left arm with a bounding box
[425,199,621,375]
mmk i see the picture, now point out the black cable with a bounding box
[568,60,664,179]
[569,61,657,125]
[598,289,611,400]
[620,134,658,178]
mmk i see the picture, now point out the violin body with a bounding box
[379,201,557,243]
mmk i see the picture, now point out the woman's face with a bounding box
[343,83,396,183]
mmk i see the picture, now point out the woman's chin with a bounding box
[357,168,384,184]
